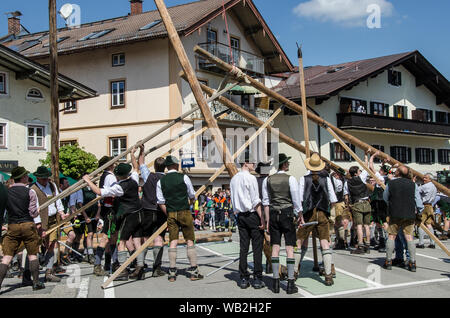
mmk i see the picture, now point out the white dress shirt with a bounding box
[298,176,338,212]
[33,181,64,224]
[69,189,84,208]
[100,171,139,198]
[230,170,261,213]
[261,171,301,214]
[419,182,437,204]
[156,170,196,205]
[332,176,348,196]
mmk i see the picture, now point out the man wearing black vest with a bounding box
[138,145,167,277]
[262,154,303,294]
[0,167,45,291]
[84,148,143,281]
[92,156,117,276]
[344,163,372,254]
[382,165,423,271]
[297,153,338,286]
[256,162,272,274]
[156,156,203,283]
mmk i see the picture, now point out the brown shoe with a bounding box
[438,235,448,241]
[45,270,61,283]
[93,265,106,277]
[324,274,334,286]
[129,266,145,280]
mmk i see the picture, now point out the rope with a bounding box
[229,65,250,84]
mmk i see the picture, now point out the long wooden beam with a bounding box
[193,45,450,197]
[155,0,238,178]
[298,44,310,159]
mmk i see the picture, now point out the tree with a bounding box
[40,144,98,180]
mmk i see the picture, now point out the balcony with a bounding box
[337,112,450,138]
[191,100,275,125]
[197,42,265,76]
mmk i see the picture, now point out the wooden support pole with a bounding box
[193,45,450,197]
[102,106,282,289]
[297,44,310,159]
[49,0,60,189]
[327,125,450,256]
[154,0,238,178]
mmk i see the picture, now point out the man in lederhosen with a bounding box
[31,166,68,283]
[262,154,303,294]
[157,156,203,283]
[138,145,167,278]
[330,169,351,250]
[256,162,272,274]
[92,156,117,276]
[0,167,45,292]
[297,153,338,286]
[84,149,143,281]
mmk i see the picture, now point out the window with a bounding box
[43,36,70,47]
[0,73,7,95]
[339,97,367,114]
[370,102,388,116]
[109,137,127,159]
[230,37,240,65]
[79,29,114,41]
[60,140,77,147]
[242,94,251,109]
[390,146,411,163]
[393,105,407,119]
[436,111,449,124]
[139,20,162,31]
[27,125,45,150]
[371,145,385,163]
[330,142,356,162]
[388,70,402,86]
[438,149,450,164]
[0,123,6,148]
[26,88,43,100]
[207,29,217,44]
[63,100,77,113]
[112,53,125,67]
[111,80,125,107]
[415,148,435,164]
[197,134,210,161]
[414,108,433,122]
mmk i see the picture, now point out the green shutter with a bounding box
[330,143,335,161]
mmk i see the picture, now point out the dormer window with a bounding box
[26,88,44,100]
[388,70,402,86]
[79,29,114,41]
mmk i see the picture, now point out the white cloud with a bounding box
[293,0,394,27]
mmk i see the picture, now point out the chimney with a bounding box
[130,0,143,15]
[8,17,21,35]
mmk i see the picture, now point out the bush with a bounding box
[40,144,98,180]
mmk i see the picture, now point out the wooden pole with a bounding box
[297,44,310,159]
[49,0,60,189]
[102,106,282,289]
[154,0,238,178]
[193,45,450,197]
[327,125,450,256]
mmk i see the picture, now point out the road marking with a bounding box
[315,277,450,298]
[416,253,442,261]
[103,276,115,298]
[77,278,90,298]
[197,245,235,260]
[304,256,383,287]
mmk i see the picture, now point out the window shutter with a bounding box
[430,111,434,122]
[370,102,374,115]
[415,148,421,164]
[407,148,412,163]
[350,144,356,161]
[390,146,396,160]
[438,149,443,164]
[380,145,385,153]
[384,104,389,117]
[398,72,402,86]
[330,143,335,161]
[388,70,393,85]
[431,149,435,164]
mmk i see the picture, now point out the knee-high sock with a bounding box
[112,246,118,263]
[168,248,177,269]
[337,227,345,241]
[418,227,426,245]
[136,250,145,267]
[44,251,55,271]
[370,226,376,240]
[287,258,296,280]
[117,251,128,265]
[95,247,105,266]
[272,257,280,279]
[386,239,395,261]
[30,260,40,283]
[0,264,8,287]
[322,249,332,276]
[186,246,197,267]
[153,246,163,269]
[406,241,416,263]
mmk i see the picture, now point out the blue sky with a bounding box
[1,0,449,79]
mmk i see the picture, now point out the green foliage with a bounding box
[40,144,98,180]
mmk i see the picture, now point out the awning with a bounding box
[225,83,260,95]
[0,171,10,181]
[29,169,77,186]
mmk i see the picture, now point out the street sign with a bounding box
[0,161,18,173]
[181,158,195,169]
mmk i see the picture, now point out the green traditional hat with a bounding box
[98,156,112,168]
[11,166,29,180]
[164,156,179,167]
[114,163,132,177]
[380,165,391,174]
[279,153,292,166]
[34,166,52,178]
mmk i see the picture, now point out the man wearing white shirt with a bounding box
[262,154,304,294]
[330,170,351,249]
[84,148,143,281]
[230,159,265,290]
[156,156,202,283]
[297,153,338,286]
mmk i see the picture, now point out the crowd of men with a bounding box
[0,147,448,295]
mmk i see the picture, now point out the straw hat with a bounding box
[304,153,326,172]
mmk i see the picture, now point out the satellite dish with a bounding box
[59,3,74,20]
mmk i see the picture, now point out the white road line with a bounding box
[315,277,450,298]
[77,278,90,298]
[304,256,383,287]
[416,253,443,261]
[197,245,235,260]
[103,276,115,298]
